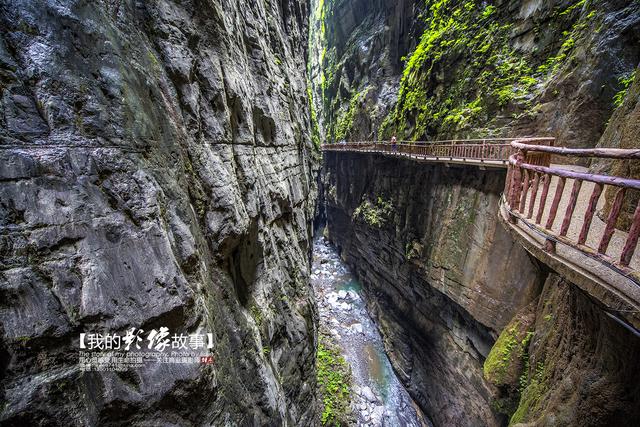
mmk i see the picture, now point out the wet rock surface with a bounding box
[0,0,318,425]
[311,237,430,427]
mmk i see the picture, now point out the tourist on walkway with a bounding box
[391,135,397,152]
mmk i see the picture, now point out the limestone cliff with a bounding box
[0,0,318,425]
[313,0,640,148]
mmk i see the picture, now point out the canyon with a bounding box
[315,0,640,425]
[1,0,640,426]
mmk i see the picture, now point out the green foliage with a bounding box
[613,71,636,108]
[380,0,539,139]
[378,0,598,140]
[250,304,263,327]
[333,87,370,141]
[307,83,322,147]
[353,196,393,228]
[15,336,31,348]
[484,324,519,384]
[485,319,537,421]
[510,362,548,425]
[317,336,352,426]
[559,0,586,16]
[327,184,337,201]
[405,240,422,260]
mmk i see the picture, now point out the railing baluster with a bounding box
[519,170,530,212]
[560,179,582,237]
[536,174,551,224]
[505,166,513,201]
[598,187,626,254]
[527,173,540,219]
[577,183,603,245]
[620,200,640,267]
[545,177,566,230]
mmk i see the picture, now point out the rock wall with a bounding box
[322,152,640,425]
[504,272,640,426]
[323,152,542,426]
[0,0,318,425]
[314,0,640,147]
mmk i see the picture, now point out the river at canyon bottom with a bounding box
[311,237,431,427]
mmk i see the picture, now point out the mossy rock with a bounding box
[484,304,536,388]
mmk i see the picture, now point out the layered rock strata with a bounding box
[0,0,318,425]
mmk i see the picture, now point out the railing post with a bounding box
[508,149,525,223]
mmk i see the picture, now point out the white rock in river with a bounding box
[338,290,347,299]
[340,302,351,311]
[361,386,376,402]
[352,323,363,334]
[371,406,385,424]
[327,293,338,303]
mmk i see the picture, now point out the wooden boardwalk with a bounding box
[322,139,640,330]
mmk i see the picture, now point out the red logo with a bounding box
[200,356,214,365]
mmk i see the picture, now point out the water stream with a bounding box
[312,237,431,426]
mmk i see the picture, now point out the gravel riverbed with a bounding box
[312,237,431,427]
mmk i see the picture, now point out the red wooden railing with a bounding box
[323,138,640,278]
[322,138,555,165]
[504,141,640,280]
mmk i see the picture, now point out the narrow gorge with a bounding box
[1,0,640,426]
[313,0,640,426]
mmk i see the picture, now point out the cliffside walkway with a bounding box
[322,139,640,329]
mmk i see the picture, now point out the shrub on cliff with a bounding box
[352,196,393,228]
[316,334,353,426]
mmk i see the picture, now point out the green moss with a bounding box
[15,336,31,348]
[559,0,586,16]
[317,335,352,426]
[613,70,636,108]
[353,196,393,228]
[484,323,534,386]
[307,83,322,147]
[510,362,548,425]
[250,304,263,327]
[377,0,598,140]
[333,87,370,141]
[484,324,520,384]
[327,185,337,201]
[379,0,540,139]
[405,241,422,260]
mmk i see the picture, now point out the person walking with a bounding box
[391,135,397,153]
